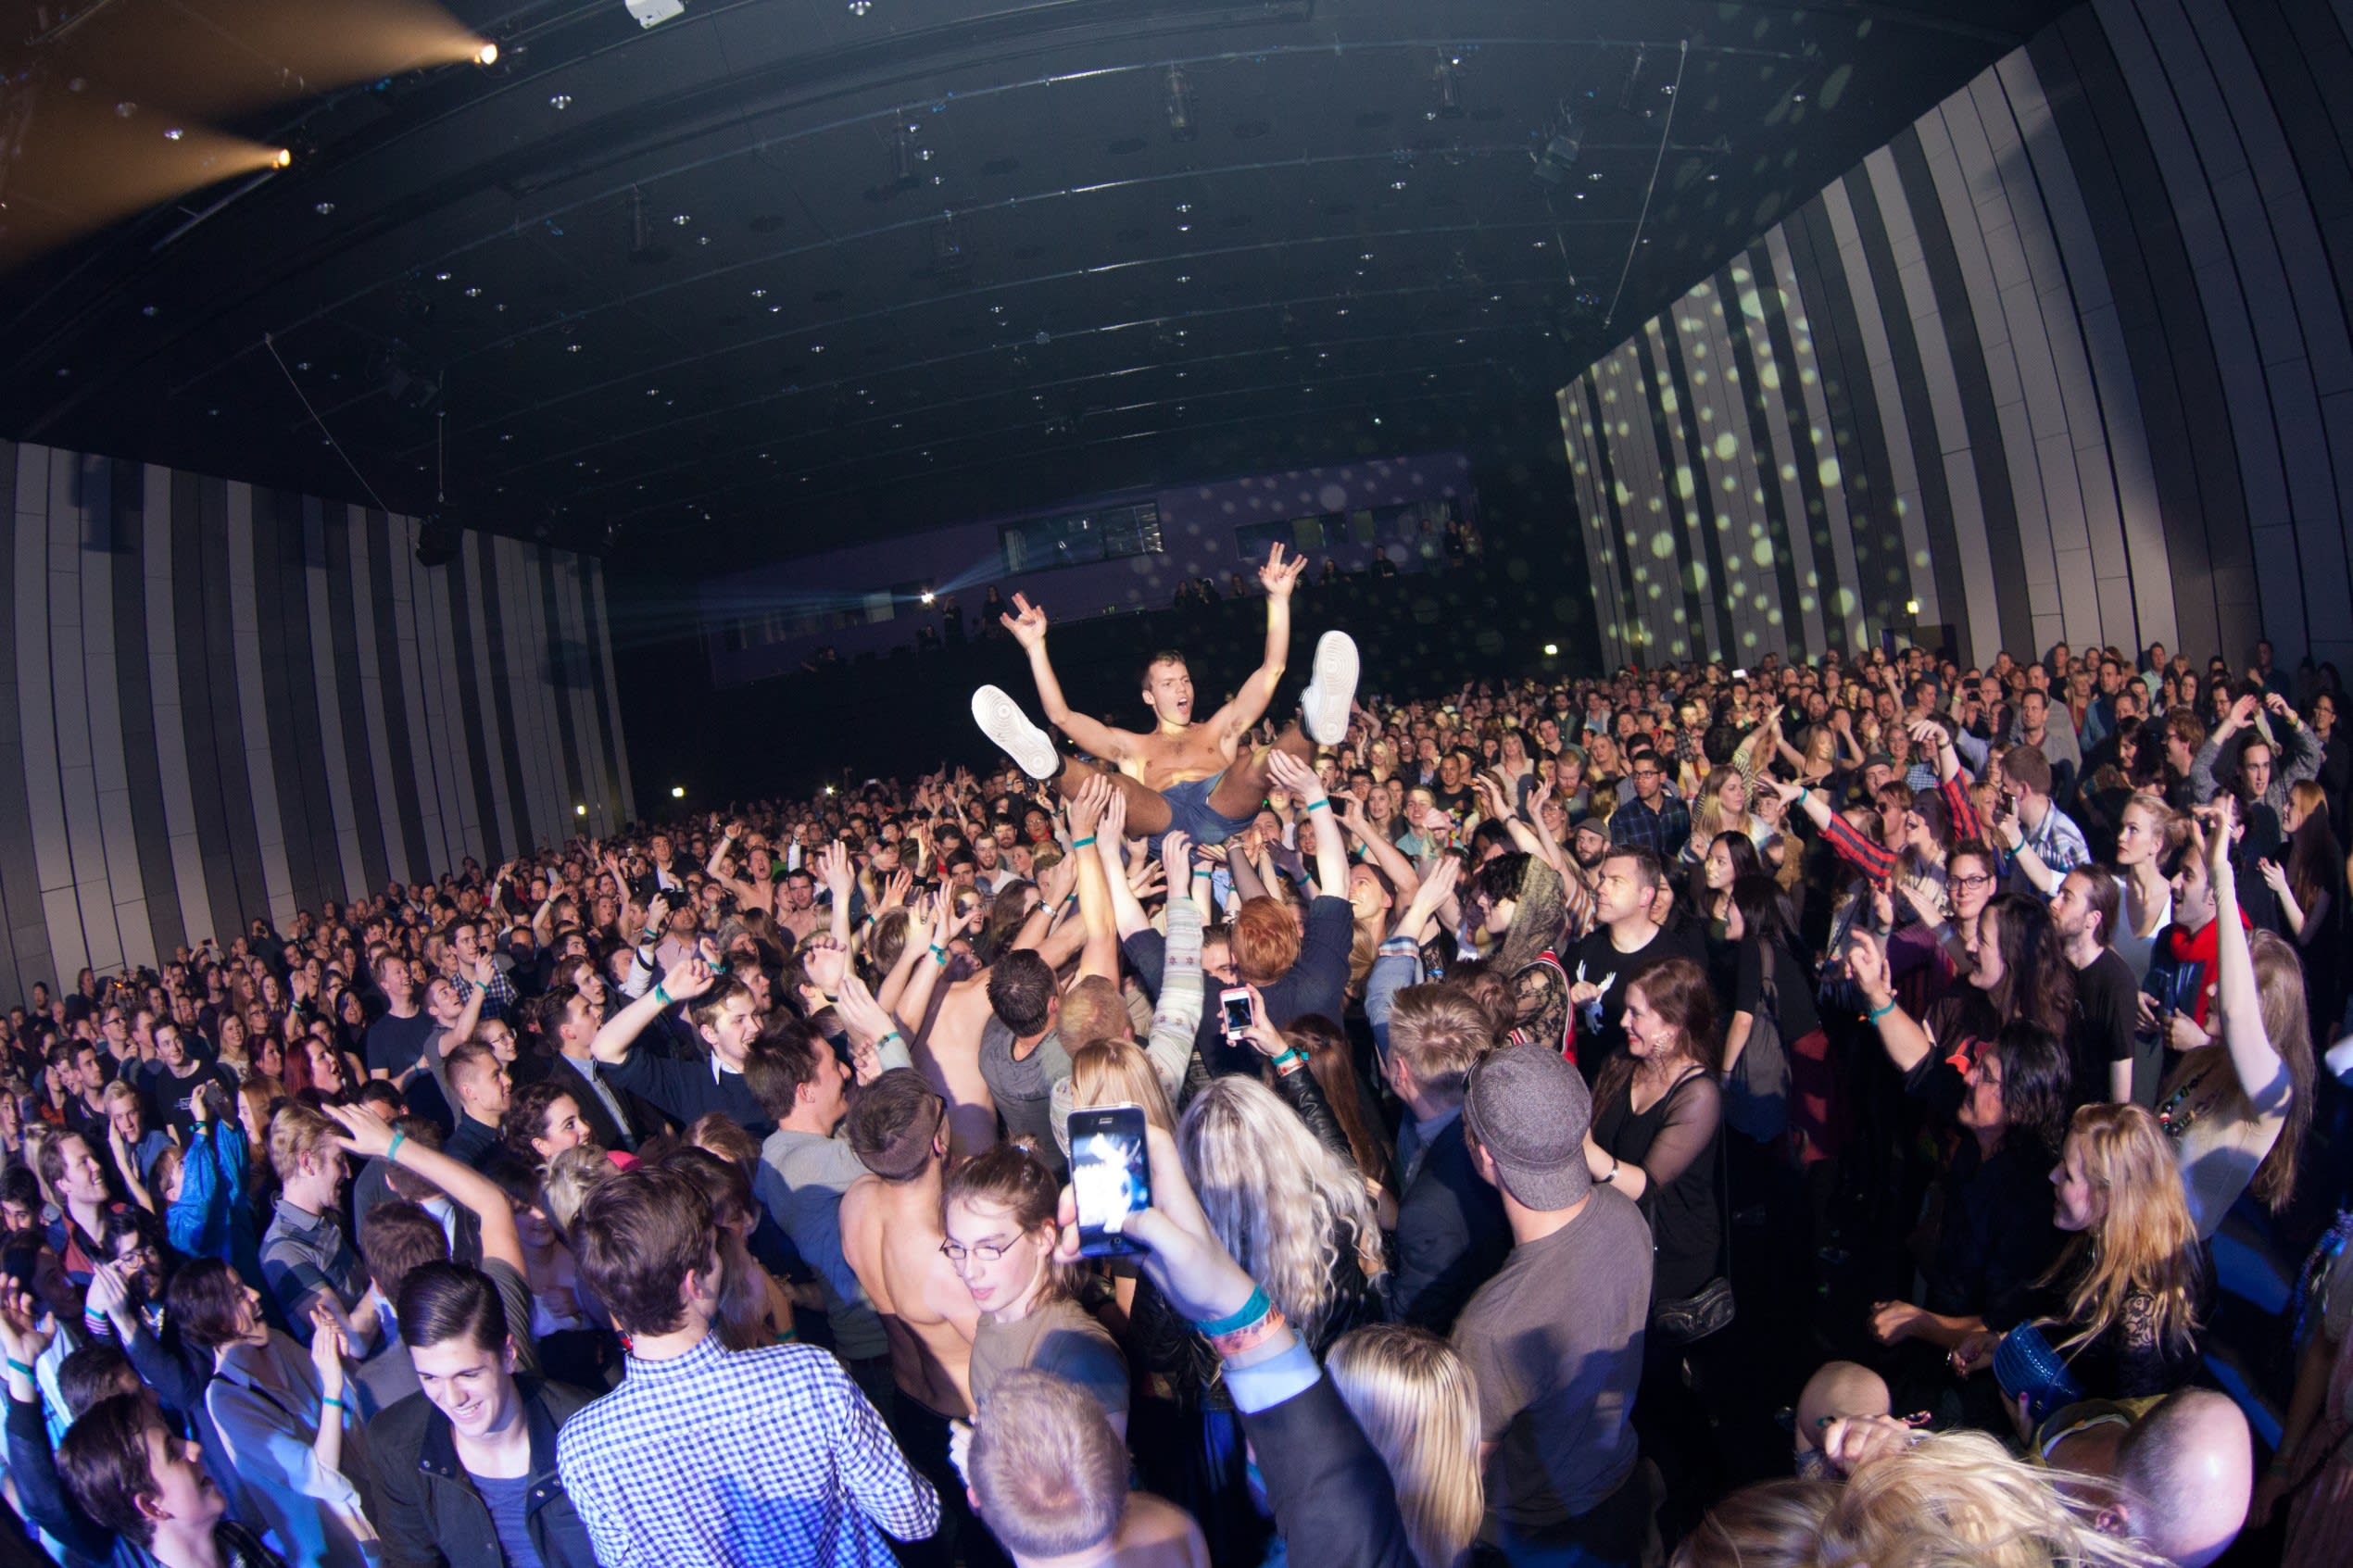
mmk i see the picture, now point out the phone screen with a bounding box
[1219,987,1252,1038]
[1069,1105,1151,1259]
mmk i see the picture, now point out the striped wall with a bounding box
[0,439,633,1007]
[1562,0,2353,677]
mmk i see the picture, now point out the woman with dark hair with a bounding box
[2259,779,2345,1029]
[1860,1022,2070,1393]
[1465,850,1573,1055]
[1273,1014,1394,1215]
[1721,874,1834,1166]
[367,1261,598,1568]
[1689,832,1765,938]
[1583,958,1727,1317]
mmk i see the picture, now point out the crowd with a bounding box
[0,565,2347,1568]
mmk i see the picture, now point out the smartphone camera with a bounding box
[1069,1104,1151,1259]
[1219,987,1252,1041]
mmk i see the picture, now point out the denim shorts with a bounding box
[1161,771,1258,847]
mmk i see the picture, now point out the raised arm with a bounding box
[321,1103,525,1277]
[1337,795,1423,903]
[1214,546,1306,739]
[591,954,713,1066]
[1845,930,1934,1075]
[1268,748,1348,897]
[1092,792,1156,941]
[1001,594,1131,760]
[816,840,858,949]
[2201,801,2293,1118]
[1065,774,1121,984]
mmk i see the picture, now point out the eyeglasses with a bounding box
[938,1238,1015,1266]
[1950,873,1995,891]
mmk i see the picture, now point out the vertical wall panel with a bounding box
[224,484,296,927]
[457,533,517,864]
[144,464,209,953]
[302,500,368,902]
[43,446,112,972]
[0,444,42,1000]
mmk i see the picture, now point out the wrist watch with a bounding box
[1596,1156,1618,1185]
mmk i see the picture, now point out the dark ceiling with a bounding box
[0,0,2070,562]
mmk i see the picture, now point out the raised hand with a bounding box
[816,840,855,901]
[879,869,913,912]
[0,1286,52,1367]
[319,1100,396,1161]
[84,1260,130,1321]
[1100,786,1128,851]
[1066,771,1114,838]
[1259,544,1306,599]
[800,937,848,997]
[661,953,716,1004]
[1001,593,1051,649]
[308,1301,349,1398]
[1265,746,1324,803]
[1845,929,1892,1005]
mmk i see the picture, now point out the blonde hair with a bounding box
[1676,1431,2166,1568]
[967,1369,1128,1559]
[266,1103,340,1184]
[2042,1104,2203,1359]
[1327,1325,1484,1568]
[1066,1039,1176,1133]
[543,1144,616,1238]
[1690,766,1755,848]
[1176,1075,1383,1346]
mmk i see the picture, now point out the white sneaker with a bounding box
[1300,631,1359,746]
[971,686,1060,781]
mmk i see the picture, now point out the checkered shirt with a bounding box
[555,1331,938,1568]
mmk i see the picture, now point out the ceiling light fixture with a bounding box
[1164,65,1196,142]
[848,0,872,13]
[474,43,498,66]
[1531,106,1583,184]
[623,0,685,28]
[162,127,182,141]
[549,93,572,110]
[1432,56,1465,119]
[271,148,293,168]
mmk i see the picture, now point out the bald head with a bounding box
[1794,1360,1890,1458]
[2109,1389,2252,1567]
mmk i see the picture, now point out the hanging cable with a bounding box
[262,331,395,513]
[1601,38,1688,332]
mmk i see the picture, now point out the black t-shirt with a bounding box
[2068,949,2139,1108]
[140,1060,239,1135]
[1733,936,1820,1042]
[364,1010,437,1079]
[1567,922,1705,1077]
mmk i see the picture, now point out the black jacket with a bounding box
[368,1377,598,1568]
[1240,1372,1415,1568]
[1392,1115,1511,1334]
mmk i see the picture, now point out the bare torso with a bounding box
[1114,721,1239,791]
[839,1173,976,1416]
[914,978,1001,1160]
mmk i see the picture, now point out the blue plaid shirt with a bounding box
[1608,791,1692,861]
[556,1331,938,1568]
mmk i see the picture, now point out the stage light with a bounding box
[474,42,498,66]
[1165,65,1195,142]
[920,590,936,606]
[671,785,686,798]
[271,148,293,168]
[1543,644,1559,657]
[624,0,685,28]
[575,803,587,816]
[1905,599,1920,616]
[825,785,837,796]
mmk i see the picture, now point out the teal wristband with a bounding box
[1307,797,1332,812]
[1070,835,1098,849]
[6,1359,31,1377]
[654,983,672,1006]
[1193,1286,1272,1339]
[928,944,950,964]
[1864,997,1897,1024]
[321,1395,345,1411]
[386,1131,408,1165]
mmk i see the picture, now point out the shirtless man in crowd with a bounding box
[839,1069,987,1564]
[970,545,1358,847]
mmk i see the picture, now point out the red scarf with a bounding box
[2161,910,2252,1025]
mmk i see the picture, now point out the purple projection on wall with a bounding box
[700,451,1477,686]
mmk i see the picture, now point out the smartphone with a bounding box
[1732,667,1749,680]
[1218,986,1253,1040]
[1069,1104,1151,1259]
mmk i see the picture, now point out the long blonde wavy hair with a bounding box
[2158,929,2315,1212]
[2040,1103,2203,1360]
[1176,1074,1384,1345]
[1675,1430,2165,1568]
[1328,1325,1483,1568]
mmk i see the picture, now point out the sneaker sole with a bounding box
[1300,631,1359,746]
[971,686,1060,781]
